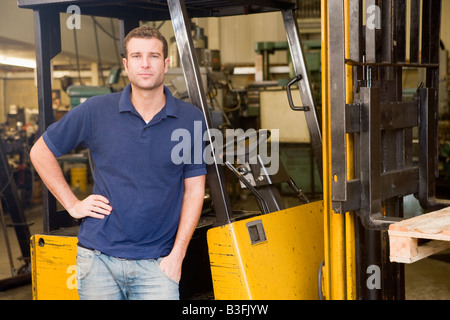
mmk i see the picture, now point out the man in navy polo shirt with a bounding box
[30,26,206,300]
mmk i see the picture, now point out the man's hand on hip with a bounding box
[68,194,112,219]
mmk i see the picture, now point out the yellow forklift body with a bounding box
[207,201,324,299]
[30,234,79,300]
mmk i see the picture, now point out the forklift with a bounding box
[18,0,443,300]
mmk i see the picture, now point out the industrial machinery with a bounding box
[17,0,444,300]
[0,106,35,290]
[0,138,32,290]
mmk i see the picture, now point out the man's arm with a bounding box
[159,174,206,282]
[30,136,112,219]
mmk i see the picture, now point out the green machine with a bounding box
[67,67,122,107]
[67,85,112,108]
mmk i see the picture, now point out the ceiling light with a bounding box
[0,56,36,69]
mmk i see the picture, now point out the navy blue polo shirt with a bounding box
[43,85,206,259]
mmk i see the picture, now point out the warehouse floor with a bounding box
[0,194,449,300]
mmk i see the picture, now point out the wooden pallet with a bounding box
[388,207,450,263]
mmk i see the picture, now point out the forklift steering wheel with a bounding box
[221,129,271,163]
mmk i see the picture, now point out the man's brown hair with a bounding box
[123,25,168,60]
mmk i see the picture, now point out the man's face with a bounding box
[123,37,169,91]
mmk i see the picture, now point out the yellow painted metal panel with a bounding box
[207,201,324,300]
[344,0,357,300]
[321,0,332,300]
[321,0,357,300]
[30,234,79,300]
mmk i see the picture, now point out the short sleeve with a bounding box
[183,111,207,179]
[43,101,92,157]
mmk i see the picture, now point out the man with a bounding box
[30,26,206,300]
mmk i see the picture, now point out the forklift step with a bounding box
[388,208,450,264]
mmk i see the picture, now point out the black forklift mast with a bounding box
[328,0,442,299]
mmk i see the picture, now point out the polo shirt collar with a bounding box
[163,86,178,118]
[118,84,178,118]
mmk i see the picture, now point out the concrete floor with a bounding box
[0,195,449,300]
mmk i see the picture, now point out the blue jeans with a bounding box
[76,245,179,300]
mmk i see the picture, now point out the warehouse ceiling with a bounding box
[0,35,117,73]
[0,37,36,71]
[0,1,122,74]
